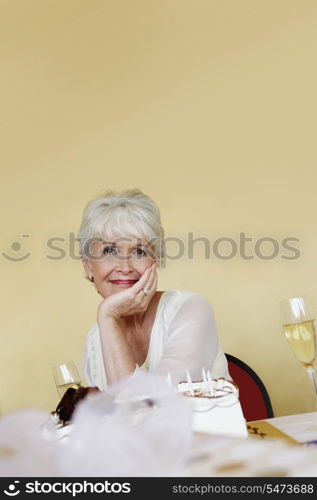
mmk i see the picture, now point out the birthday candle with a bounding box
[186,369,194,396]
[166,372,172,388]
[206,370,214,395]
[202,366,208,391]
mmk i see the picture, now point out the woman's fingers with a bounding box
[138,264,157,302]
[150,270,158,295]
[131,263,155,295]
[143,263,157,294]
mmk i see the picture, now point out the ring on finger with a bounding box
[142,287,151,295]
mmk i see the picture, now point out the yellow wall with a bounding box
[1,0,317,418]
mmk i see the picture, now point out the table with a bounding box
[265,411,317,444]
[1,407,317,477]
[185,412,317,477]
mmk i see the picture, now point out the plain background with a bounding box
[1,0,317,417]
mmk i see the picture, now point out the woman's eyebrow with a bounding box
[100,240,147,248]
[101,240,117,246]
[129,243,149,250]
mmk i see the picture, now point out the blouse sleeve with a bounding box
[82,324,97,387]
[154,293,230,382]
[82,323,108,390]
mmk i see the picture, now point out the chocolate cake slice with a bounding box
[54,386,100,424]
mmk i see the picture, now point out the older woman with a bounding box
[79,189,229,389]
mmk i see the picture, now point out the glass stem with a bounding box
[306,365,317,403]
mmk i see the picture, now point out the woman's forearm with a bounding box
[99,317,136,385]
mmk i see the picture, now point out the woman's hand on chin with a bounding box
[97,262,157,325]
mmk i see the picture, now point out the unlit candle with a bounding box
[186,369,194,396]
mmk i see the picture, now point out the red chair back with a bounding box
[226,354,274,422]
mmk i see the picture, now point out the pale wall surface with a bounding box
[1,0,317,417]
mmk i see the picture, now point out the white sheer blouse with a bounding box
[83,290,230,389]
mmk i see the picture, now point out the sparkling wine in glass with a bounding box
[280,296,317,402]
[53,361,82,397]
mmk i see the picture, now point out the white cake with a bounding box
[177,378,248,438]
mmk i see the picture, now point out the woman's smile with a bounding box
[109,279,139,286]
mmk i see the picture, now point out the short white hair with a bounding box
[78,189,164,263]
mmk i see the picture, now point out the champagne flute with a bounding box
[53,361,82,397]
[280,296,317,403]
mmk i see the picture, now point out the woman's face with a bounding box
[82,235,156,298]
